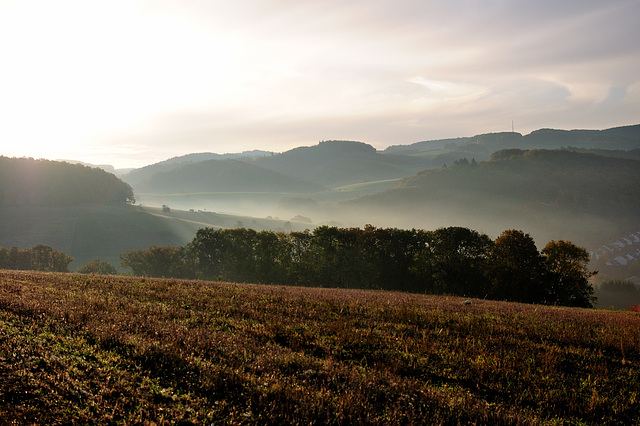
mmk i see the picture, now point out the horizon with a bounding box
[7,122,640,170]
[1,0,638,169]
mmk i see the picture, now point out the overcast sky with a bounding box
[1,0,638,168]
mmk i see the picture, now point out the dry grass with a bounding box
[1,270,639,425]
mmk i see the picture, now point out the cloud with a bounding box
[0,0,638,167]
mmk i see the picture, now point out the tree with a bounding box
[253,231,291,285]
[77,258,119,275]
[220,228,258,282]
[542,240,595,307]
[9,247,32,271]
[188,228,229,280]
[0,247,10,269]
[120,246,194,278]
[427,227,493,296]
[31,244,56,271]
[1,244,72,272]
[365,226,429,292]
[486,230,546,303]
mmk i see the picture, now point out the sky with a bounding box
[1,0,638,169]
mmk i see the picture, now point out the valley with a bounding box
[2,124,640,299]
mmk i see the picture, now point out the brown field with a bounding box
[0,270,639,425]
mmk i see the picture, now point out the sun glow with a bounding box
[0,0,637,167]
[0,0,251,163]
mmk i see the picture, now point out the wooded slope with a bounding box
[0,157,134,206]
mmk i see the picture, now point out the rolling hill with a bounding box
[130,158,323,194]
[122,150,273,186]
[3,124,640,276]
[123,140,433,193]
[251,140,432,188]
[0,158,313,269]
[121,125,640,199]
[344,149,640,253]
[383,124,640,158]
[0,156,134,206]
[0,204,198,268]
[0,204,313,270]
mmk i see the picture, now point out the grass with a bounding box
[1,270,639,424]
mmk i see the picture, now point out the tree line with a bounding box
[0,244,73,272]
[120,225,596,307]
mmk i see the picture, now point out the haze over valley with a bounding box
[4,2,640,422]
[1,0,640,309]
[2,124,640,299]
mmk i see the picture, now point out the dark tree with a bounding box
[542,240,595,307]
[120,246,194,278]
[188,228,230,280]
[486,229,546,303]
[427,227,493,296]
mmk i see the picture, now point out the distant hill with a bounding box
[121,125,640,194]
[383,124,640,160]
[131,159,323,194]
[124,141,433,193]
[345,149,640,250]
[58,160,118,174]
[0,156,134,206]
[123,150,273,186]
[252,140,431,188]
[560,147,640,161]
[384,132,523,157]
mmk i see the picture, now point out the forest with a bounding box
[120,225,595,308]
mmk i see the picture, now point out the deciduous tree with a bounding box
[542,240,595,307]
[486,229,546,303]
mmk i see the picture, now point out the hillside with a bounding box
[383,132,522,163]
[1,270,638,424]
[383,124,640,161]
[122,150,273,186]
[125,140,434,192]
[253,140,431,188]
[122,125,640,197]
[345,150,640,252]
[0,204,312,269]
[0,204,197,268]
[0,156,134,206]
[130,159,323,194]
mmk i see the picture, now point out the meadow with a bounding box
[0,270,639,424]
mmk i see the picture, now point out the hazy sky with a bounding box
[1,0,638,168]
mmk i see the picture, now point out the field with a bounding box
[1,270,639,424]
